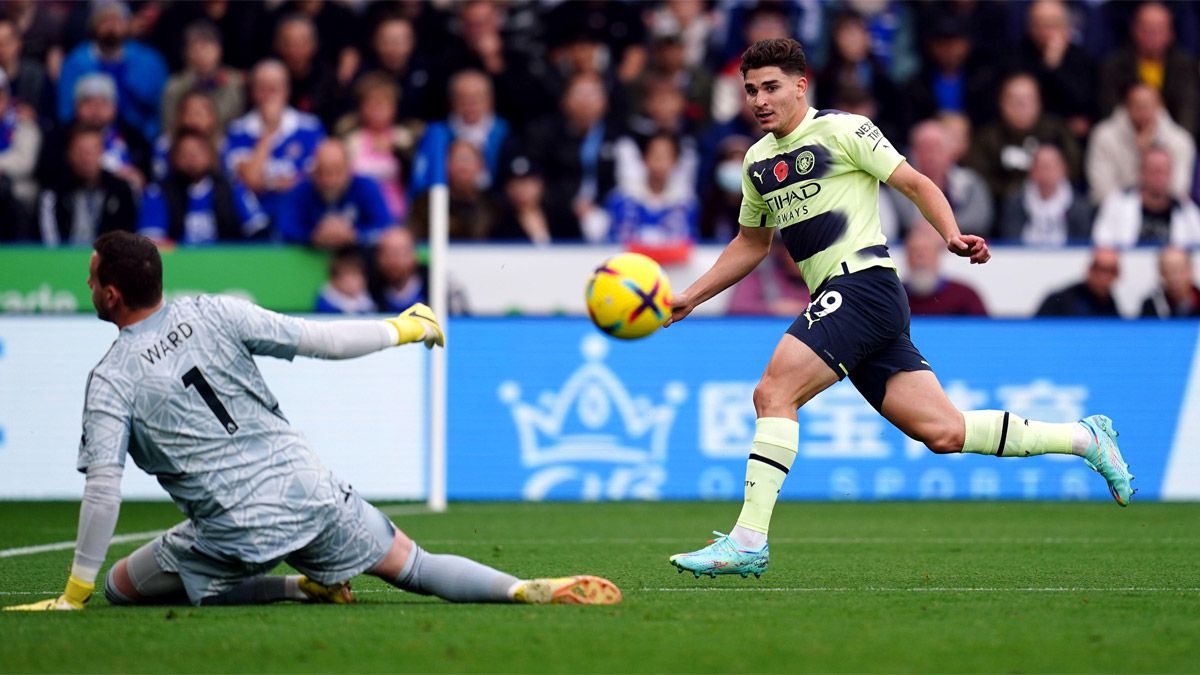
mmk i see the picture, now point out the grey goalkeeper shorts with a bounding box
[152,492,395,605]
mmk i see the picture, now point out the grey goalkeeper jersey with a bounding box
[78,295,344,564]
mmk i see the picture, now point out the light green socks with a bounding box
[961,410,1081,457]
[734,417,799,536]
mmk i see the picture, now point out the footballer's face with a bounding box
[743,66,807,136]
[87,252,117,323]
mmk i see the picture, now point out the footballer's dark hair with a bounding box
[93,231,163,309]
[739,38,807,77]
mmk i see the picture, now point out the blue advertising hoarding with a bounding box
[448,318,1200,502]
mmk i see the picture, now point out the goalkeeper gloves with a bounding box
[385,303,445,349]
[4,575,93,611]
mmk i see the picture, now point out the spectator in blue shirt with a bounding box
[57,1,168,142]
[410,70,510,195]
[315,247,378,314]
[224,60,325,226]
[591,133,699,247]
[137,129,268,245]
[278,139,393,248]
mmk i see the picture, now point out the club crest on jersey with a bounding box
[796,150,816,175]
[773,160,789,182]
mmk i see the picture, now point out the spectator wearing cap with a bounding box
[1141,246,1200,318]
[37,73,152,194]
[494,153,550,244]
[276,139,392,249]
[1092,146,1200,248]
[57,1,168,142]
[160,21,244,135]
[224,59,325,226]
[137,129,267,246]
[0,16,49,127]
[0,67,41,209]
[342,72,423,225]
[37,125,137,246]
[1086,83,1194,206]
[410,70,510,196]
[1099,2,1199,137]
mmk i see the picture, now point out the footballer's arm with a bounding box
[665,225,774,326]
[5,464,125,611]
[886,161,990,264]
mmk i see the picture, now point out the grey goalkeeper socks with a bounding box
[393,544,518,603]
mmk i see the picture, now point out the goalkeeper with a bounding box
[6,232,619,611]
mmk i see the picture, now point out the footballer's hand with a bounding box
[387,303,445,349]
[5,596,83,611]
[5,576,93,611]
[947,234,990,264]
[663,291,697,327]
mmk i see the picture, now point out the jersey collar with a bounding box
[772,106,816,148]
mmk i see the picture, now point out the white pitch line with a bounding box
[641,587,1200,593]
[0,504,438,560]
[412,537,1198,546]
[0,530,165,559]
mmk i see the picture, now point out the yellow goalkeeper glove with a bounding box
[385,303,445,349]
[4,576,93,611]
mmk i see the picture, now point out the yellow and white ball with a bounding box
[585,252,672,340]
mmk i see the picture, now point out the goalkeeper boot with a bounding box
[669,531,769,578]
[1080,415,1135,506]
[512,575,622,605]
[298,576,354,604]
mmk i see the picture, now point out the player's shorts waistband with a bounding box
[832,244,894,278]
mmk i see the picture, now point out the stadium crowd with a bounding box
[0,0,1197,317]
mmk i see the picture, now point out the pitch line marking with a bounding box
[0,506,440,559]
[0,530,166,559]
[640,587,1200,593]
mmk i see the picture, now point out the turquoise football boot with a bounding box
[1080,415,1135,506]
[669,532,769,578]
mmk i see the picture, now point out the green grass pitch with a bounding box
[1,501,1198,673]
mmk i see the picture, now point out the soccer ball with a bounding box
[585,252,672,340]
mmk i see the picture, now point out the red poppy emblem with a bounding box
[773,160,789,182]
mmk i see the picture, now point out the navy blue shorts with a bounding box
[786,266,931,412]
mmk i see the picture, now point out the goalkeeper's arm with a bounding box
[4,465,123,611]
[295,305,444,359]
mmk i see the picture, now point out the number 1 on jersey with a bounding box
[182,366,239,434]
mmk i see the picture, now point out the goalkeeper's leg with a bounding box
[366,518,620,605]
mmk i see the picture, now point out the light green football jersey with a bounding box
[739,106,906,291]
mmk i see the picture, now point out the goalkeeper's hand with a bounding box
[4,576,93,611]
[385,303,445,349]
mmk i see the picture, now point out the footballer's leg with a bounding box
[880,370,1134,505]
[368,522,620,605]
[669,333,836,578]
[104,539,188,606]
